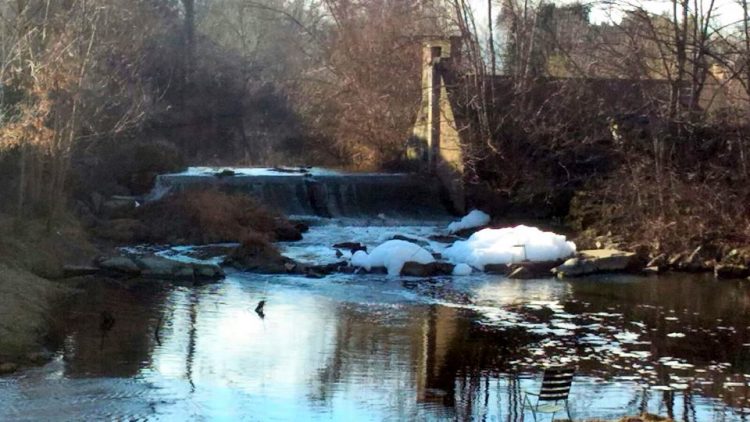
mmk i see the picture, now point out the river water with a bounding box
[1,221,750,421]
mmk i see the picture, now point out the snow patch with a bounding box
[350,239,435,276]
[443,225,577,270]
[447,210,490,234]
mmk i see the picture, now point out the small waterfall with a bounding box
[147,168,454,219]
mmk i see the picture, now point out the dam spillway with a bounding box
[148,167,455,219]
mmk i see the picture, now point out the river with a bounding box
[1,219,749,421]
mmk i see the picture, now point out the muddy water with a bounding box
[2,225,750,421]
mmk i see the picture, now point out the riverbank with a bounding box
[0,263,68,373]
[573,228,750,280]
[0,214,104,372]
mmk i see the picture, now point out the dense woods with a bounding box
[0,0,748,255]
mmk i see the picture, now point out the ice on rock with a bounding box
[350,240,435,276]
[452,263,472,276]
[447,210,491,234]
[443,225,576,271]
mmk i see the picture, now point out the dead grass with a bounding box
[0,213,101,278]
[569,162,750,257]
[0,263,70,361]
[226,232,288,273]
[137,190,298,245]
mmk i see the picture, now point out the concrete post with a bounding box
[428,45,442,173]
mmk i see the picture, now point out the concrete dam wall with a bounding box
[149,167,456,219]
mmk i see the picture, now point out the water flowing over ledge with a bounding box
[147,167,456,219]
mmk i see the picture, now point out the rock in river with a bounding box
[714,264,750,280]
[400,262,454,277]
[552,249,636,278]
[225,240,298,274]
[96,255,224,281]
[507,261,561,279]
[97,256,141,274]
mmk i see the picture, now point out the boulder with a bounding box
[194,264,224,279]
[333,242,367,253]
[357,266,388,275]
[714,264,750,280]
[226,241,295,274]
[553,249,636,278]
[214,169,236,178]
[97,255,223,281]
[132,255,223,280]
[484,263,510,274]
[305,269,326,279]
[290,221,310,233]
[400,262,454,277]
[298,261,349,278]
[182,245,235,261]
[508,266,534,279]
[273,225,303,241]
[507,261,560,279]
[307,261,348,276]
[94,218,148,243]
[97,256,141,274]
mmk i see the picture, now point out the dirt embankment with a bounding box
[0,264,68,367]
[0,215,101,372]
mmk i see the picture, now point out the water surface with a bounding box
[2,224,750,421]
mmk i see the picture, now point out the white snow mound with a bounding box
[443,225,576,271]
[448,210,491,234]
[350,240,435,276]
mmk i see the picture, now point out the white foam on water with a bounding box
[447,210,490,234]
[443,225,576,270]
[351,240,435,276]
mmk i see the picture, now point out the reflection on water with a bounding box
[1,272,750,421]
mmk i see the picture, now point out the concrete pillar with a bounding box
[428,45,442,173]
